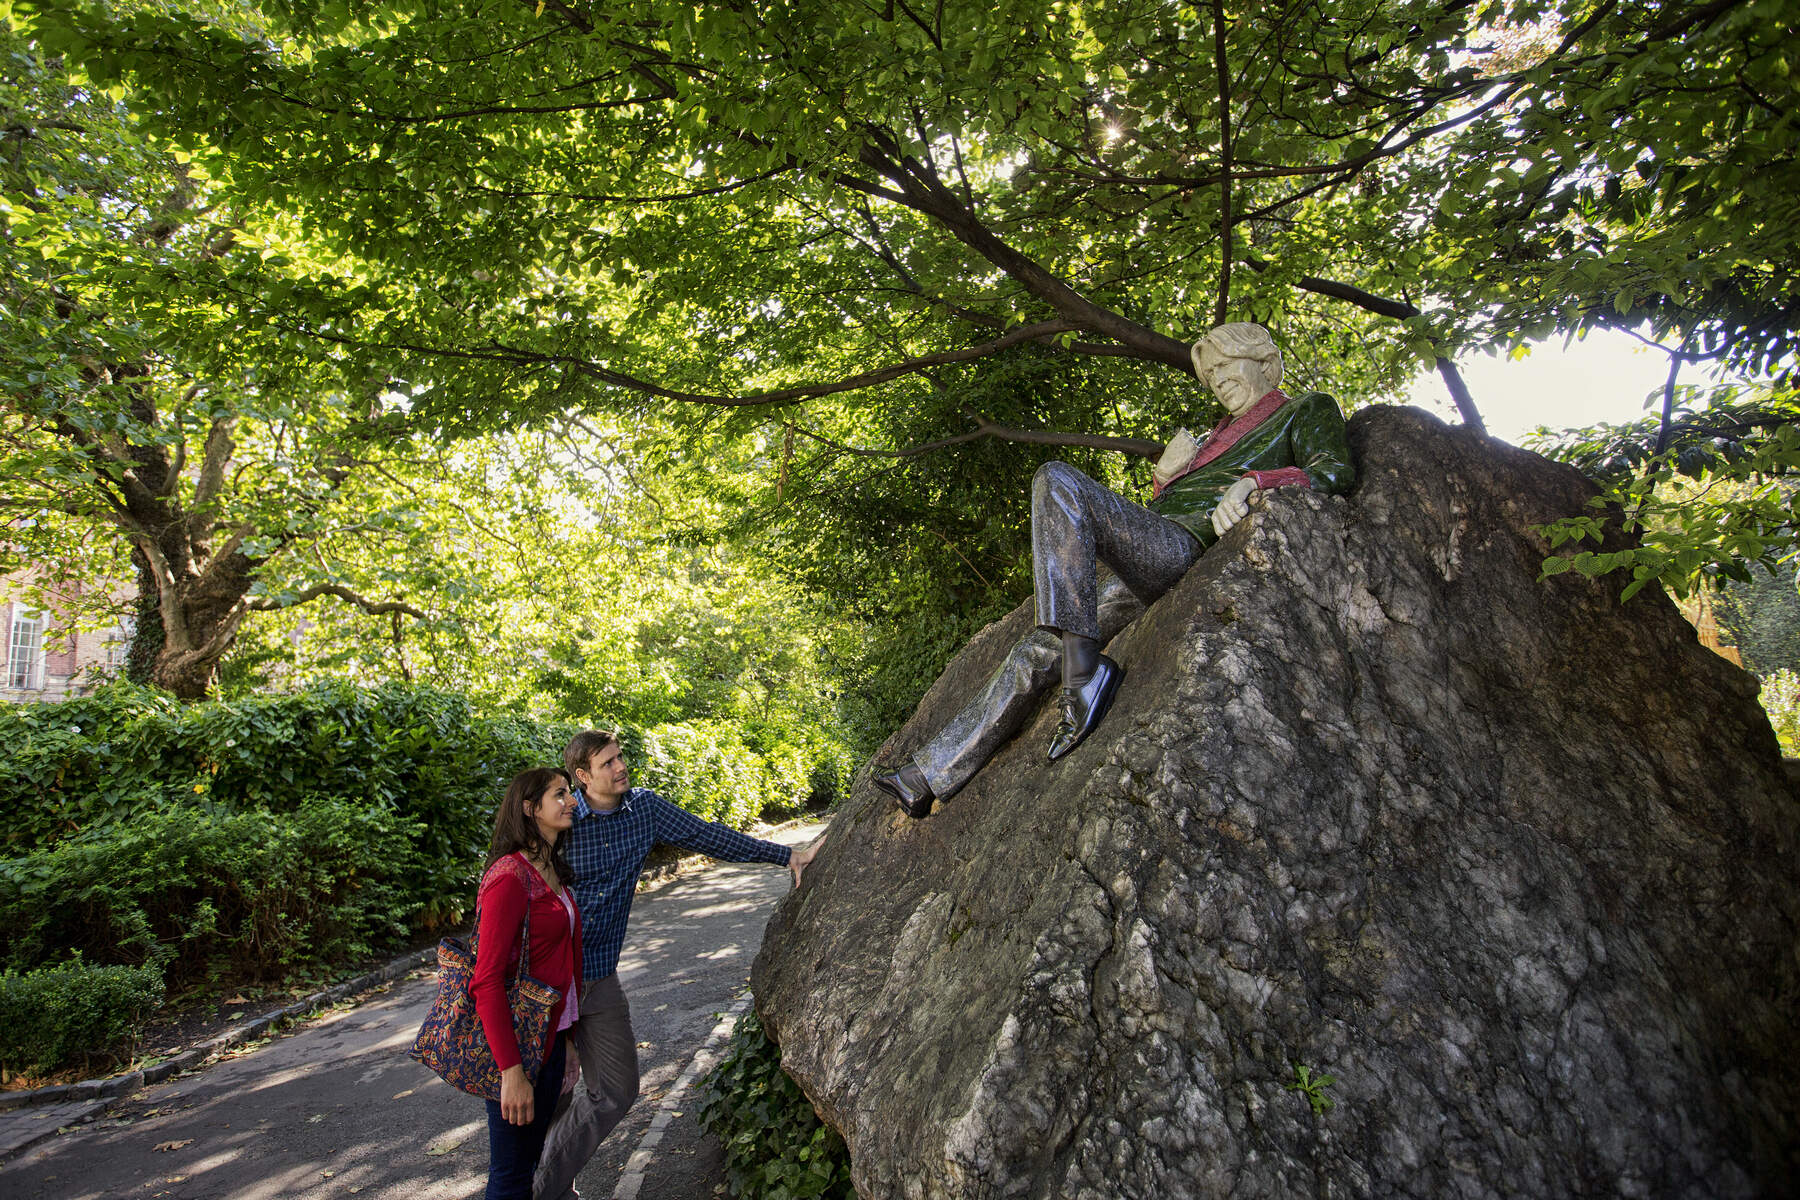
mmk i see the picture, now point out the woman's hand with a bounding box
[499,1064,534,1125]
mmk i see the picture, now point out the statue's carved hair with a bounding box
[1191,322,1283,387]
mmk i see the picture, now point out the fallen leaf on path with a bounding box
[636,1041,651,1048]
[152,1140,193,1153]
[391,1089,414,1100]
[307,1114,325,1123]
[426,1137,466,1156]
[223,995,249,1005]
[321,1170,335,1178]
[671,1111,684,1118]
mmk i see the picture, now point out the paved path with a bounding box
[0,821,826,1200]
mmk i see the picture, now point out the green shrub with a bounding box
[0,798,421,986]
[633,722,791,828]
[0,957,165,1078]
[698,1009,853,1200]
[0,682,828,904]
[0,679,576,922]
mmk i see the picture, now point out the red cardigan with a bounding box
[471,853,582,1073]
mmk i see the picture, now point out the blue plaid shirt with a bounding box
[565,786,792,980]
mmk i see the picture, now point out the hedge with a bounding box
[0,958,165,1079]
[0,679,570,919]
[0,797,420,987]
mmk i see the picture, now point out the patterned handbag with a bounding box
[409,858,564,1100]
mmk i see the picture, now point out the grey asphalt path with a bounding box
[0,820,827,1200]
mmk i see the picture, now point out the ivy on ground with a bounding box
[698,1009,854,1200]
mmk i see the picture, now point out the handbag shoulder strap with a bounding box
[474,853,542,985]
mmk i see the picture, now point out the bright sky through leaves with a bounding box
[1408,330,1679,444]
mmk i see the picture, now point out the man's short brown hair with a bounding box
[564,729,621,780]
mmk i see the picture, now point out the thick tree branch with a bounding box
[966,412,1163,460]
[1241,253,1422,319]
[569,318,1088,403]
[191,413,237,520]
[1212,0,1234,326]
[245,581,428,619]
[789,413,1162,461]
[1241,254,1486,429]
[842,137,1195,371]
[1654,348,1683,455]
[1435,357,1485,435]
[289,317,1092,406]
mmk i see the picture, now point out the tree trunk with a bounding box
[140,547,258,701]
[124,548,165,686]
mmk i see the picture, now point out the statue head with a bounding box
[1191,322,1283,416]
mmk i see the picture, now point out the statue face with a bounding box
[1201,354,1275,416]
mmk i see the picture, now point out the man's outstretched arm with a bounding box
[649,790,824,886]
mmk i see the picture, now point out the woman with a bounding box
[472,767,582,1200]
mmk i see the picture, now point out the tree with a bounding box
[12,0,1800,651]
[17,0,1510,428]
[20,0,1792,428]
[210,416,867,784]
[1529,386,1800,601]
[2,25,434,696]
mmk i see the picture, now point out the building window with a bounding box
[103,613,136,671]
[8,607,45,690]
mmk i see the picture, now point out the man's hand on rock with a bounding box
[1212,476,1259,538]
[791,836,825,888]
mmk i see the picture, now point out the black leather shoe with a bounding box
[874,763,935,819]
[1047,655,1124,761]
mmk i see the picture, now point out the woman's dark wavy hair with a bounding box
[485,767,576,887]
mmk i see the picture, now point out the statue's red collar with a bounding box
[1185,388,1290,473]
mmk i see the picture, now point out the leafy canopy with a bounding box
[9,0,1800,676]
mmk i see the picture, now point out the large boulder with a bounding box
[754,406,1800,1199]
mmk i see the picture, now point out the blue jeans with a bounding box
[485,1035,568,1200]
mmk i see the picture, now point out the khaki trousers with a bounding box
[531,974,639,1200]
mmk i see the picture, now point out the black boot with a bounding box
[1062,632,1100,690]
[873,761,935,819]
[1047,655,1124,761]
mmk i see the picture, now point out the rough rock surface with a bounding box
[754,406,1800,1199]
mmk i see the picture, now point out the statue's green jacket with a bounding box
[1146,391,1356,547]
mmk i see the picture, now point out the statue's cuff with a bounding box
[1247,467,1311,490]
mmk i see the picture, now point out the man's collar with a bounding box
[573,785,633,819]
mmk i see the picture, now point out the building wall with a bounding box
[2,574,132,704]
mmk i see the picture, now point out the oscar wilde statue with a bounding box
[875,322,1356,818]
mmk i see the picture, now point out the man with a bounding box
[533,729,823,1200]
[874,321,1356,817]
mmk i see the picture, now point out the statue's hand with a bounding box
[1153,428,1201,489]
[1212,476,1259,538]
